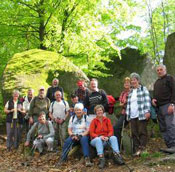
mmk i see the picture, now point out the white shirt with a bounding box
[130,89,139,119]
[49,100,69,120]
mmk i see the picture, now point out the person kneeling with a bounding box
[59,103,92,167]
[90,105,124,169]
[25,111,55,154]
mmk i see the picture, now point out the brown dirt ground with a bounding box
[1,135,175,172]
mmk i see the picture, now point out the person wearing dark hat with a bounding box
[25,111,55,154]
[28,86,50,124]
[75,80,90,103]
[46,78,64,102]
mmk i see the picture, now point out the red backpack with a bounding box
[107,95,116,114]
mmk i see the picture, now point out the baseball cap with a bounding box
[77,80,84,86]
[39,86,45,91]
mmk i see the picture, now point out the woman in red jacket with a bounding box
[89,105,124,169]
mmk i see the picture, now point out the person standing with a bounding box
[114,77,130,148]
[22,88,34,133]
[4,90,25,151]
[84,78,108,123]
[126,73,151,156]
[75,80,90,103]
[28,86,50,124]
[46,78,64,102]
[152,64,175,153]
[49,91,69,146]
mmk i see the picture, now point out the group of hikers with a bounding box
[3,64,175,169]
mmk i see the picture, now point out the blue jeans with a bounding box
[90,136,120,155]
[62,136,90,158]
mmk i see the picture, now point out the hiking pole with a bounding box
[106,141,134,172]
[57,140,74,166]
[120,119,125,152]
[30,143,37,156]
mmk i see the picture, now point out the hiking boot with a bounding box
[160,146,175,154]
[98,157,105,169]
[84,157,93,167]
[113,152,125,165]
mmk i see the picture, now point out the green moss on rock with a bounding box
[2,49,88,103]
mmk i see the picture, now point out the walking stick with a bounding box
[120,120,125,152]
[57,140,74,166]
[106,140,134,172]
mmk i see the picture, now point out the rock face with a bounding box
[98,48,157,97]
[2,49,89,103]
[164,32,175,75]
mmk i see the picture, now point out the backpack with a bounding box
[72,114,87,123]
[140,85,157,120]
[107,95,116,114]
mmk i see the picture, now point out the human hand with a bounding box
[145,112,151,120]
[37,135,43,139]
[59,119,65,124]
[24,141,29,146]
[152,99,157,107]
[168,104,174,115]
[10,109,15,113]
[104,137,109,141]
[100,136,106,141]
[29,117,33,124]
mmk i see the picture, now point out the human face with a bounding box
[79,84,85,90]
[156,66,166,78]
[96,108,104,118]
[39,89,45,98]
[131,78,139,89]
[28,90,33,98]
[74,108,83,118]
[13,92,19,101]
[38,114,46,124]
[71,96,78,104]
[53,79,58,87]
[55,91,62,101]
[124,81,130,90]
[90,80,98,91]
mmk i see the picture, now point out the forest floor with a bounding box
[1,133,175,172]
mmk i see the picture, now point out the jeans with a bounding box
[62,136,90,158]
[90,136,120,155]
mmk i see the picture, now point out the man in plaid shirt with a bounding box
[126,73,151,156]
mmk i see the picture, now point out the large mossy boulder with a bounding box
[164,32,175,75]
[2,49,88,103]
[98,48,157,97]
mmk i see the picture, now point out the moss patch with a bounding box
[2,49,88,103]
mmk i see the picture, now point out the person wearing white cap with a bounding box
[28,86,50,124]
[59,103,92,167]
